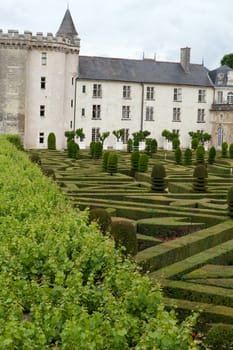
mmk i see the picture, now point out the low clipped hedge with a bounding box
[0,136,199,349]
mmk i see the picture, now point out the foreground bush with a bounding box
[193,164,208,192]
[151,162,167,192]
[204,324,233,350]
[0,136,200,349]
[111,220,138,256]
[89,208,112,234]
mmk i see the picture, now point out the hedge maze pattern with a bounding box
[30,149,233,329]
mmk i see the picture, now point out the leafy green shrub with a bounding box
[222,141,228,158]
[102,151,110,171]
[107,152,118,175]
[93,141,103,159]
[196,145,205,163]
[64,130,75,144]
[193,164,208,192]
[111,220,138,256]
[150,139,158,154]
[138,153,149,172]
[41,167,56,180]
[67,139,79,159]
[89,208,112,235]
[29,153,41,165]
[6,134,24,150]
[172,137,180,150]
[208,146,216,164]
[175,146,182,165]
[204,324,233,350]
[90,141,95,158]
[47,132,56,150]
[227,186,233,218]
[151,163,167,192]
[229,143,233,159]
[191,137,199,150]
[184,148,192,165]
[127,138,133,153]
[131,150,140,171]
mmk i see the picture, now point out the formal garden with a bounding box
[1,131,233,349]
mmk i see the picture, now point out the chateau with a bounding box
[1,9,233,150]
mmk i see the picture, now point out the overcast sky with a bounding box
[1,0,233,69]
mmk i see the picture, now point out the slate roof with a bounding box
[56,9,78,39]
[208,65,233,86]
[78,56,213,87]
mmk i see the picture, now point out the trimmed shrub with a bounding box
[64,130,75,143]
[138,153,149,172]
[67,139,79,159]
[192,164,208,192]
[90,141,95,158]
[41,167,56,180]
[6,134,24,150]
[29,153,41,165]
[127,138,133,153]
[47,132,56,150]
[204,324,233,350]
[150,139,158,154]
[191,137,199,150]
[196,145,205,164]
[131,150,140,171]
[107,152,118,175]
[89,208,112,235]
[175,146,182,165]
[229,143,233,159]
[184,148,192,165]
[111,220,138,256]
[172,137,180,150]
[222,141,228,158]
[227,186,233,218]
[151,163,167,192]
[208,146,216,164]
[93,141,103,159]
[102,151,110,171]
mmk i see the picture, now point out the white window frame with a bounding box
[227,92,233,104]
[146,86,154,100]
[39,132,44,144]
[173,88,182,102]
[197,109,205,123]
[145,106,154,121]
[41,52,47,66]
[123,85,131,99]
[40,105,45,117]
[121,128,129,144]
[122,105,130,120]
[40,76,46,89]
[172,107,181,122]
[92,105,101,120]
[198,89,206,103]
[93,84,102,98]
[92,128,100,142]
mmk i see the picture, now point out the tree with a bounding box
[99,131,110,146]
[112,129,125,142]
[221,53,233,68]
[76,128,85,141]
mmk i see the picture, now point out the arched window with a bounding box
[227,92,233,104]
[217,127,224,148]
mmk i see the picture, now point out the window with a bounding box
[41,52,47,66]
[93,84,102,98]
[71,99,73,108]
[173,88,182,102]
[146,86,154,100]
[197,109,205,123]
[92,105,101,119]
[40,77,46,89]
[82,85,86,93]
[217,91,223,104]
[81,108,85,117]
[123,86,131,99]
[217,127,224,148]
[198,89,206,103]
[39,132,44,144]
[92,128,100,142]
[72,77,74,85]
[70,121,73,129]
[227,92,233,104]
[122,106,130,119]
[145,106,154,121]
[172,107,181,122]
[40,105,45,117]
[172,129,179,135]
[121,128,129,144]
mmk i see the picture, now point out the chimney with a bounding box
[180,47,191,73]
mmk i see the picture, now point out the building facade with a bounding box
[1,9,233,150]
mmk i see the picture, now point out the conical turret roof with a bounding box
[56,9,78,39]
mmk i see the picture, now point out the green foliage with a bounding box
[227,186,233,217]
[6,134,24,150]
[64,130,75,143]
[0,136,200,349]
[204,324,233,349]
[172,137,180,150]
[89,141,95,158]
[107,152,118,175]
[150,138,158,154]
[193,164,208,192]
[196,145,205,164]
[111,220,138,256]
[127,138,133,153]
[131,150,140,171]
[189,131,211,144]
[175,146,182,164]
[184,148,192,165]
[222,141,228,158]
[99,131,110,145]
[208,146,216,164]
[102,151,110,171]
[112,129,125,141]
[138,153,149,172]
[93,141,103,159]
[76,128,85,141]
[41,167,56,180]
[132,130,151,143]
[29,153,41,165]
[89,208,112,234]
[47,132,56,150]
[221,53,233,68]
[151,163,167,192]
[162,129,177,142]
[191,137,199,150]
[67,139,79,159]
[229,143,233,159]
